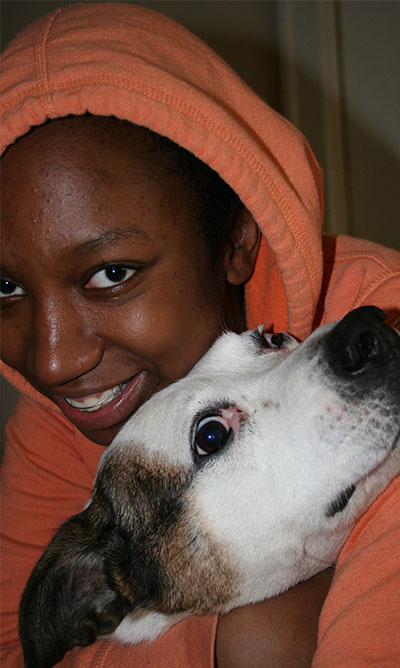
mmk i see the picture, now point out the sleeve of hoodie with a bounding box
[312,234,400,667]
[317,234,400,329]
[312,475,400,668]
[0,394,217,668]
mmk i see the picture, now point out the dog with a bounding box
[19,306,400,668]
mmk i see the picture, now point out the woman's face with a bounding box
[0,117,241,445]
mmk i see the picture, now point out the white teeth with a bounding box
[65,382,128,412]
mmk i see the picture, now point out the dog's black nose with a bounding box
[327,306,400,376]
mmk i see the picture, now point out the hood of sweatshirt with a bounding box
[0,2,324,405]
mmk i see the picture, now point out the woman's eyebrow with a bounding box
[68,227,152,258]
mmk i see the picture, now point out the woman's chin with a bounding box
[79,423,125,446]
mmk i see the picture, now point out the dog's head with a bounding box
[20,306,400,667]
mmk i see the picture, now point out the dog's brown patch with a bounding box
[97,446,238,614]
[20,442,239,668]
[159,515,239,614]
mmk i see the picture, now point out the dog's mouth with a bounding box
[64,381,130,413]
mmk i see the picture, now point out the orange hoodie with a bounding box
[1,3,399,667]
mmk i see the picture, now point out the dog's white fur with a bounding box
[104,319,400,644]
[19,310,400,665]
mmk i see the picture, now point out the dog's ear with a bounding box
[19,508,131,668]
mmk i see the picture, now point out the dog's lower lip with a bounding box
[54,372,158,431]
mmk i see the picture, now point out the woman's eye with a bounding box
[194,417,230,457]
[85,265,136,289]
[0,279,25,299]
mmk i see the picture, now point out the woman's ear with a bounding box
[224,209,261,286]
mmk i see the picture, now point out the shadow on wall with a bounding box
[340,118,400,249]
[278,51,400,249]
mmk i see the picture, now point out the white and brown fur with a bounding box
[19,307,400,668]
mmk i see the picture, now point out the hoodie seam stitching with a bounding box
[354,272,400,308]
[33,9,62,117]
[325,252,398,274]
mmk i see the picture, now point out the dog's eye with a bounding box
[194,417,230,457]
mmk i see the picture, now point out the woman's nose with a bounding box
[27,295,103,388]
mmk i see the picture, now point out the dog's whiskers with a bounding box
[166,533,201,578]
[220,322,228,336]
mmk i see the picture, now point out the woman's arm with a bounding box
[216,569,334,668]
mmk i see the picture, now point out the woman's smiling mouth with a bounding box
[54,372,159,433]
[64,381,129,412]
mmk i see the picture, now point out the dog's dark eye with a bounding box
[194,417,230,457]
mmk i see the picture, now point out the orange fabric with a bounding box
[312,474,400,668]
[1,3,400,668]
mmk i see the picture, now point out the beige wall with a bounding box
[338,0,400,248]
[277,0,400,250]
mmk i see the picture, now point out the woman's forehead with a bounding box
[1,116,193,219]
[0,117,201,267]
[1,116,169,178]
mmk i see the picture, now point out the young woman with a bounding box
[1,4,399,667]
